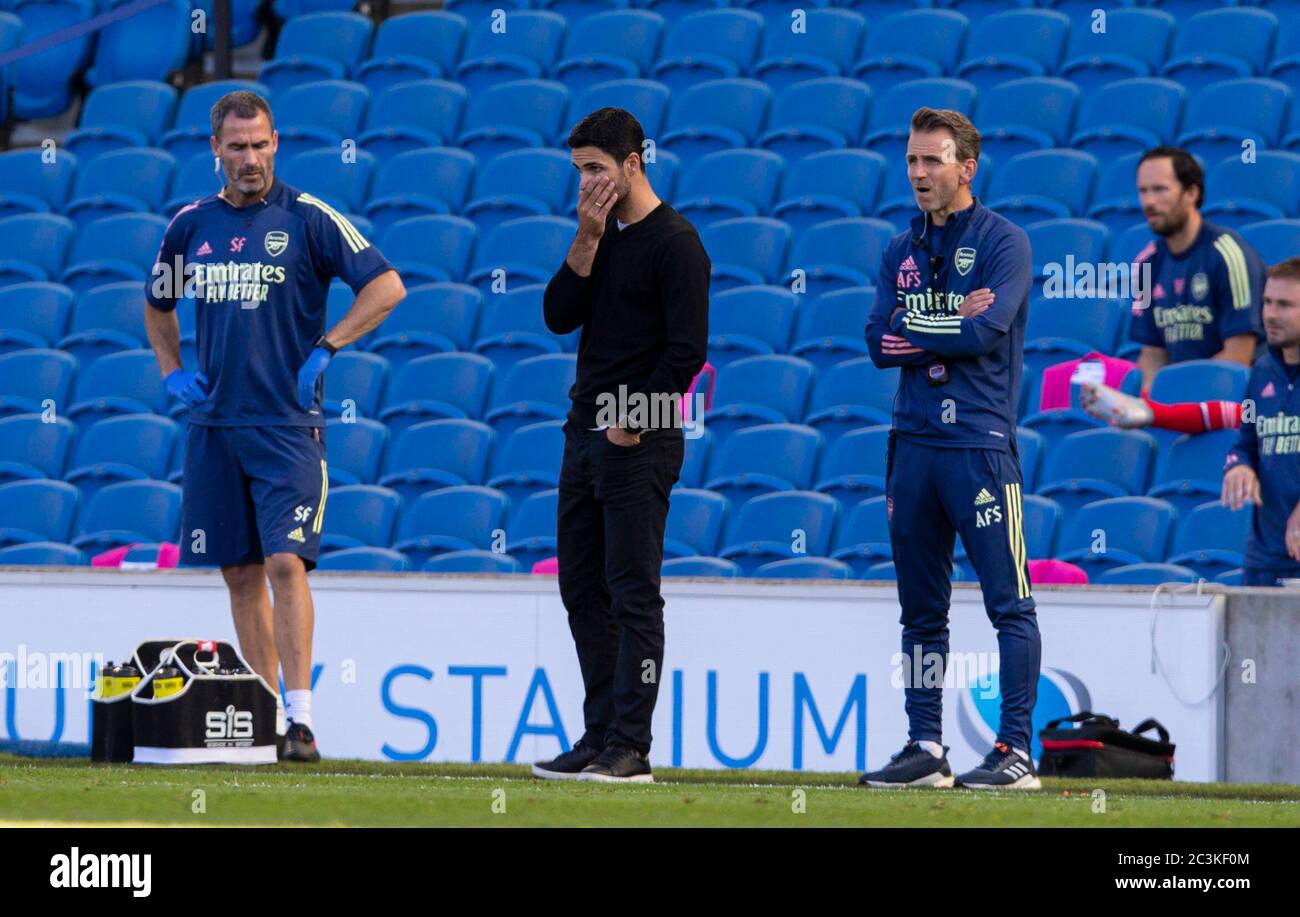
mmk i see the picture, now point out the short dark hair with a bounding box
[910,107,981,163]
[211,90,274,139]
[1138,146,1204,209]
[1267,256,1300,282]
[566,107,645,170]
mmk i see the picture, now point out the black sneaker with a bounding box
[578,744,653,783]
[956,742,1041,790]
[281,721,320,763]
[857,741,954,788]
[532,740,602,780]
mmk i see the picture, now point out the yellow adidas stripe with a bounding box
[313,459,329,534]
[299,192,369,254]
[904,315,962,333]
[1214,235,1250,311]
[1004,482,1030,599]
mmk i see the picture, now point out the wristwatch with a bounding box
[315,335,338,356]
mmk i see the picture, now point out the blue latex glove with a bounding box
[164,368,209,408]
[296,346,332,412]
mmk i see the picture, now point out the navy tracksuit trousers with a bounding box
[885,433,1041,753]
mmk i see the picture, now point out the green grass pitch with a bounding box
[2,755,1298,827]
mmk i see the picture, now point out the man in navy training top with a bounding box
[1222,257,1300,587]
[864,107,1041,790]
[143,91,406,761]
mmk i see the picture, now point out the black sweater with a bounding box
[543,202,710,430]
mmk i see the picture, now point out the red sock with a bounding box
[1142,397,1242,433]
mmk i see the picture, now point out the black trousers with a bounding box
[556,421,684,755]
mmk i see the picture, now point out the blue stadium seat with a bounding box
[1176,79,1291,165]
[63,148,177,228]
[1240,219,1300,268]
[464,148,577,236]
[1204,153,1300,228]
[422,548,522,574]
[676,149,784,228]
[651,8,763,94]
[0,348,77,417]
[0,541,87,566]
[804,357,896,444]
[73,479,181,552]
[364,147,475,234]
[504,487,557,570]
[1019,406,1106,454]
[1160,8,1278,94]
[1069,78,1186,167]
[443,0,529,22]
[159,80,271,163]
[161,153,224,216]
[356,11,467,95]
[665,487,729,557]
[1096,562,1199,585]
[1037,427,1157,518]
[259,12,375,96]
[60,213,168,295]
[789,286,874,374]
[719,490,839,574]
[65,81,178,164]
[322,351,388,417]
[679,427,712,488]
[1167,500,1250,581]
[64,413,179,506]
[367,283,479,371]
[380,352,495,434]
[575,79,673,139]
[1024,219,1111,289]
[661,78,772,165]
[319,484,402,551]
[772,149,884,237]
[325,417,387,486]
[707,285,798,368]
[551,9,664,95]
[851,9,968,95]
[1148,429,1238,519]
[861,77,977,164]
[789,217,893,298]
[319,546,411,572]
[1059,8,1176,96]
[692,216,791,290]
[278,149,376,214]
[1019,493,1061,559]
[1057,496,1177,573]
[756,77,870,162]
[0,11,18,125]
[274,80,371,162]
[0,213,76,285]
[987,152,1099,228]
[1085,152,1149,239]
[0,479,80,546]
[829,494,890,575]
[379,418,494,503]
[380,215,477,285]
[1015,426,1044,491]
[0,149,78,218]
[704,422,823,508]
[354,80,466,162]
[0,413,75,483]
[468,216,577,293]
[0,283,73,354]
[273,0,370,15]
[473,284,572,376]
[751,8,866,94]
[487,420,564,508]
[538,0,625,20]
[456,79,571,163]
[1146,0,1236,19]
[1150,359,1250,405]
[1026,294,1123,360]
[813,423,889,508]
[755,556,852,580]
[86,0,192,87]
[955,9,1070,95]
[188,0,266,50]
[703,354,813,441]
[661,555,741,577]
[392,484,510,567]
[65,349,166,427]
[456,10,566,95]
[10,0,95,119]
[484,352,575,440]
[973,77,1079,163]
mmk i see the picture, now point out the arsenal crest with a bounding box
[954,247,976,276]
[264,230,289,257]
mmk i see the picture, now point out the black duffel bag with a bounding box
[1038,712,1175,779]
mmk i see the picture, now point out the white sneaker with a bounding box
[1079,381,1153,429]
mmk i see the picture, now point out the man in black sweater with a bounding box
[533,107,710,783]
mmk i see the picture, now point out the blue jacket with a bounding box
[865,199,1032,452]
[1226,346,1300,569]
